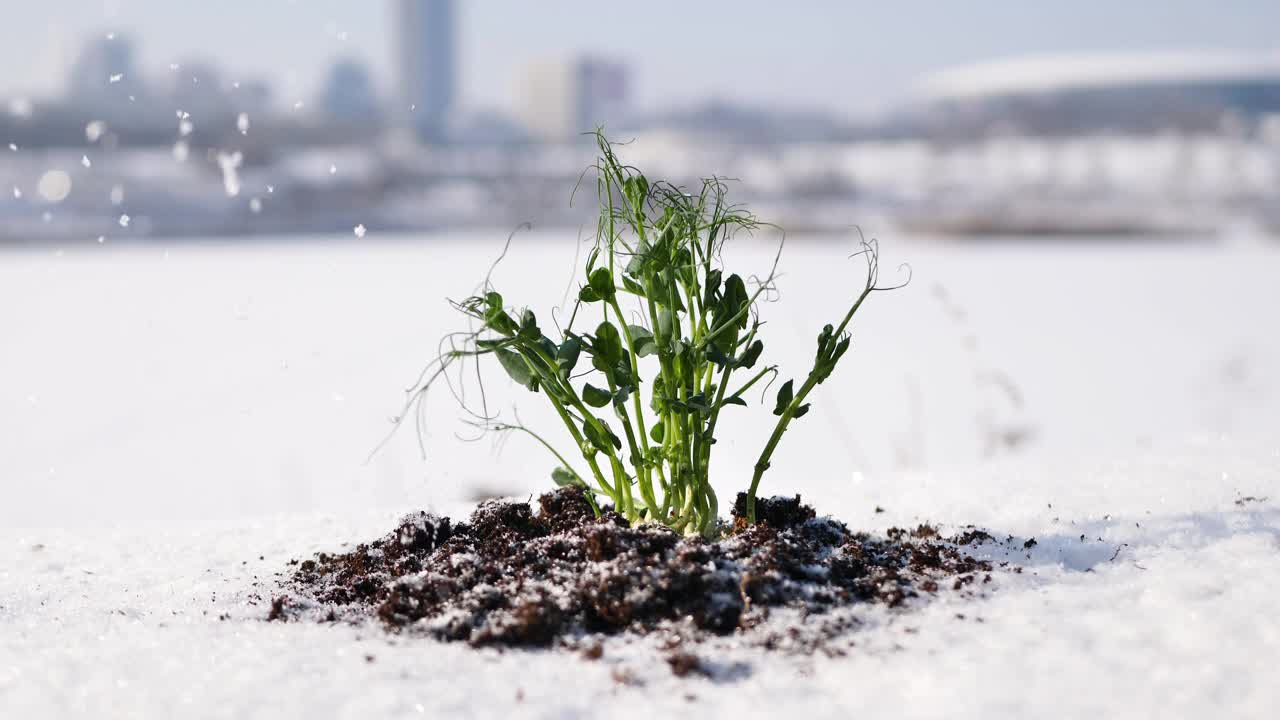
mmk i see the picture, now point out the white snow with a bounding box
[0,236,1276,718]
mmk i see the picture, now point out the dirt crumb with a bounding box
[667,651,706,677]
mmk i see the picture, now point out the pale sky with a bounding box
[4,0,1279,116]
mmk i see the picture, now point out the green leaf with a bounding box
[738,339,764,369]
[582,383,612,408]
[649,422,665,444]
[551,466,583,488]
[519,309,540,339]
[706,342,732,367]
[556,338,581,377]
[592,321,623,372]
[703,269,723,307]
[773,379,794,416]
[496,348,537,391]
[578,286,601,303]
[628,325,657,357]
[613,384,634,408]
[656,308,675,345]
[583,418,621,453]
[624,239,651,277]
[686,393,711,415]
[536,336,557,361]
[588,266,615,301]
[721,396,747,407]
[623,175,649,210]
[792,403,811,419]
[621,276,647,297]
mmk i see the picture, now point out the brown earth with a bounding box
[270,488,998,652]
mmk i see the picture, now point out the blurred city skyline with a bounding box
[5,0,1280,117]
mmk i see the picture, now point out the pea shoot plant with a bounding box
[397,134,904,537]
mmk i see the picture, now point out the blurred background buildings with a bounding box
[4,0,1280,242]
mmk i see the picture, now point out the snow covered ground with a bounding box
[2,234,1278,718]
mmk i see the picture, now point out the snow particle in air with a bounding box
[37,170,72,203]
[85,121,107,142]
[237,113,250,135]
[217,151,244,197]
[119,214,131,228]
[354,224,367,238]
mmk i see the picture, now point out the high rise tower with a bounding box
[397,0,456,143]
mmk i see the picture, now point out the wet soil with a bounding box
[271,489,998,652]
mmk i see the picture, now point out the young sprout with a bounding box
[392,132,902,536]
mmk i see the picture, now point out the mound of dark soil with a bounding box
[270,488,995,649]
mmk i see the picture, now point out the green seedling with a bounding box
[392,133,904,536]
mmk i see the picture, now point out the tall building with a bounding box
[517,57,630,141]
[67,34,140,103]
[322,58,380,122]
[397,0,456,143]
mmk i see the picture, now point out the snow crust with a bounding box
[1,237,1277,718]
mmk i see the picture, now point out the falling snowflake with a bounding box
[217,151,244,197]
[169,63,180,71]
[7,143,16,151]
[81,155,92,168]
[179,119,194,137]
[118,214,130,228]
[42,211,53,223]
[329,164,337,175]
[249,197,263,214]
[293,100,305,111]
[109,73,124,84]
[237,113,250,135]
[266,185,275,194]
[97,236,106,244]
[353,224,367,239]
[85,121,107,142]
[12,187,20,199]
[110,185,125,206]
[172,141,189,163]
